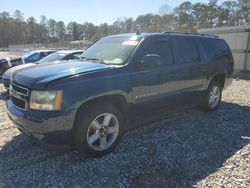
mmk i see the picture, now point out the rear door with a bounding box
[169,36,206,98]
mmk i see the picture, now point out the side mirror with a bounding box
[138,54,162,70]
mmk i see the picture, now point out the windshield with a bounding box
[81,36,141,65]
[38,52,66,63]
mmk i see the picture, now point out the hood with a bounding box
[3,63,35,80]
[13,60,111,89]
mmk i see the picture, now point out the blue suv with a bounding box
[6,32,234,157]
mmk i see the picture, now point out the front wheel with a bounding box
[201,81,222,111]
[72,103,124,157]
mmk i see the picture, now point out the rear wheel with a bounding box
[72,103,124,157]
[201,81,222,111]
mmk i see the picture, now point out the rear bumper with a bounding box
[6,99,77,145]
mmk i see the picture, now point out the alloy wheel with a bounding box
[208,85,221,108]
[86,113,119,151]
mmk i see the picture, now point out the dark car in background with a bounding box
[2,50,84,89]
[6,32,234,157]
[0,58,9,76]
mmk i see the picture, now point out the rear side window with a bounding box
[200,38,230,60]
[171,37,199,64]
[143,41,173,64]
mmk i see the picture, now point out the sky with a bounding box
[0,0,226,25]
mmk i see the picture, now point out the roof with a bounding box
[34,49,57,53]
[56,50,84,54]
[108,32,218,39]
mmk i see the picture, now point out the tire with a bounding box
[201,80,222,111]
[72,103,124,157]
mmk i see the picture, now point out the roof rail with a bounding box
[163,31,218,38]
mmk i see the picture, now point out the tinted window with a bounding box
[200,38,229,60]
[143,41,173,64]
[171,37,199,64]
[40,52,46,58]
[26,53,41,62]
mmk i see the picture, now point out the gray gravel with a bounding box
[0,76,249,188]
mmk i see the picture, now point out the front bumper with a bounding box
[6,99,76,145]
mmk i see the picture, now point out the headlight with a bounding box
[30,90,63,111]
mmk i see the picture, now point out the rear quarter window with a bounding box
[200,38,230,60]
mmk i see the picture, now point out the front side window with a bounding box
[81,36,142,65]
[142,41,173,65]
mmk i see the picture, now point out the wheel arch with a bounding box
[206,71,227,90]
[73,94,128,126]
[71,94,128,149]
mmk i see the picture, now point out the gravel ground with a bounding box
[0,76,249,187]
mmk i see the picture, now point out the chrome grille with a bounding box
[9,83,29,110]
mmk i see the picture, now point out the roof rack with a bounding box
[163,31,218,38]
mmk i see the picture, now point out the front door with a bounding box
[131,36,191,116]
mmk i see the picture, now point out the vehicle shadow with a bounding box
[0,101,249,187]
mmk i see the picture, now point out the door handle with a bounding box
[167,73,175,78]
[194,67,203,72]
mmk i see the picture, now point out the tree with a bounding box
[82,22,98,40]
[174,1,193,31]
[0,12,11,46]
[219,1,238,26]
[56,21,66,40]
[27,16,37,43]
[39,15,48,43]
[0,0,249,47]
[13,10,24,22]
[158,4,171,15]
[47,19,56,44]
[67,22,81,41]
[237,0,250,25]
[207,0,219,26]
